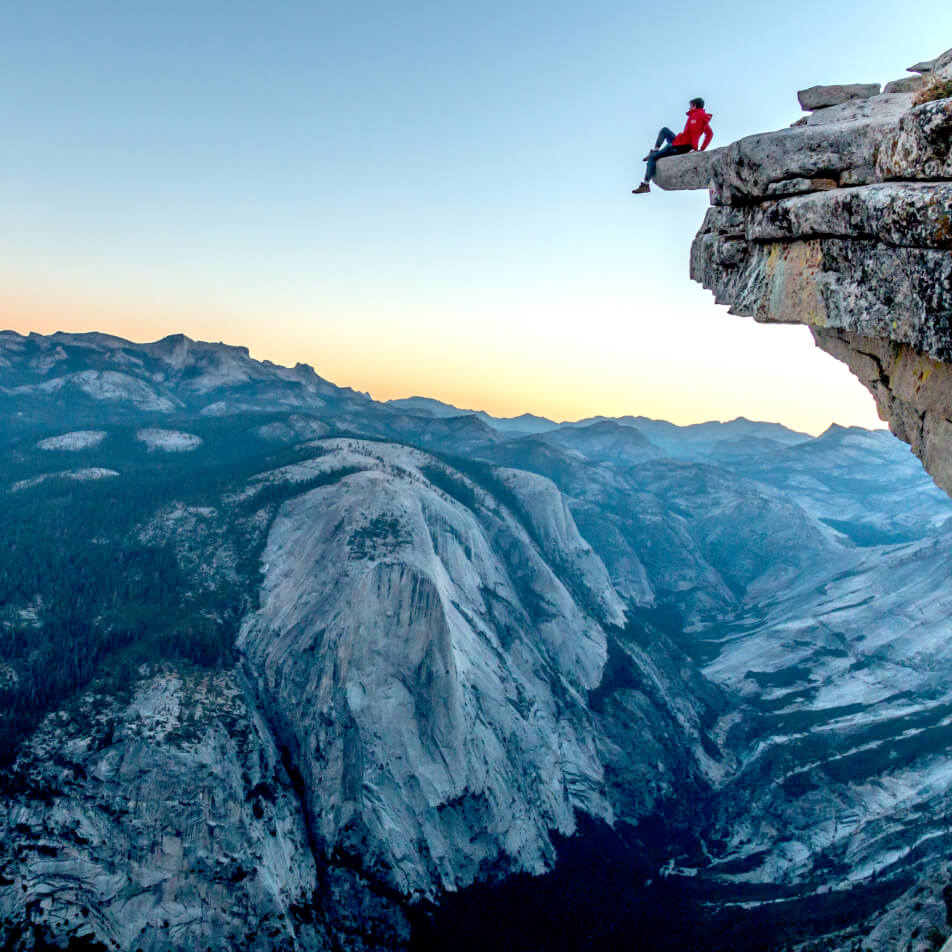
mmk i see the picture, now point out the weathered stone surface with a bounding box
[694,236,952,359]
[876,98,952,180]
[883,75,926,94]
[813,329,952,497]
[797,83,881,110]
[764,177,836,197]
[688,54,952,496]
[0,671,337,952]
[936,46,952,82]
[839,164,878,186]
[745,183,952,247]
[907,58,937,75]
[709,98,912,204]
[652,146,724,190]
[800,91,916,126]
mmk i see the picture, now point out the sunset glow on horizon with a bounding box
[3,2,945,437]
[1,279,884,436]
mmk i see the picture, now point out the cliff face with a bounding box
[0,671,333,951]
[659,48,952,496]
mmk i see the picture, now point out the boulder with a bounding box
[801,92,915,126]
[797,83,881,111]
[710,123,882,205]
[907,58,937,75]
[883,75,926,94]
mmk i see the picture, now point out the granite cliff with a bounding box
[656,47,952,497]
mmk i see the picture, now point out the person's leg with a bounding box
[645,143,694,182]
[645,143,679,182]
[644,127,675,160]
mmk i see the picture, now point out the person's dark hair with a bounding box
[690,97,705,108]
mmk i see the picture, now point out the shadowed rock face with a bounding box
[658,50,952,498]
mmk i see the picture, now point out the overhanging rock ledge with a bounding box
[654,48,952,497]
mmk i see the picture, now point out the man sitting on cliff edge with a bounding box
[633,98,713,194]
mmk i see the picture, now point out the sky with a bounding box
[2,2,950,433]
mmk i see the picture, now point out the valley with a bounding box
[1,331,951,950]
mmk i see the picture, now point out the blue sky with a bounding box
[2,2,950,430]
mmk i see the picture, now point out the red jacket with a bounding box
[673,107,713,150]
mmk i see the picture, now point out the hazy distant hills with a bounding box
[387,395,560,434]
[2,330,952,951]
[387,393,814,453]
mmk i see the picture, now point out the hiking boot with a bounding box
[632,183,650,194]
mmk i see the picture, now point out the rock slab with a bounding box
[797,83,881,110]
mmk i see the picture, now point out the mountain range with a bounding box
[1,330,951,951]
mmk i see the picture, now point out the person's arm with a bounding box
[701,125,713,150]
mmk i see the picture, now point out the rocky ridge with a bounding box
[656,47,952,498]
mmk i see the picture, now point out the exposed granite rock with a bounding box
[883,74,926,94]
[907,58,937,75]
[877,98,952,180]
[937,47,952,82]
[707,95,915,206]
[764,176,837,197]
[236,438,727,910]
[238,440,618,899]
[797,83,881,111]
[652,147,724,190]
[823,861,952,952]
[662,51,952,496]
[744,183,952,247]
[0,670,335,951]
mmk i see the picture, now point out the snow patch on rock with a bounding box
[137,428,203,452]
[11,468,119,492]
[37,430,107,452]
[74,370,176,411]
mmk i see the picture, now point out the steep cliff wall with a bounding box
[658,49,952,496]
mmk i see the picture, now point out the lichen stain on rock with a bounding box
[764,241,828,327]
[935,211,951,244]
